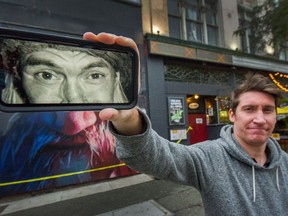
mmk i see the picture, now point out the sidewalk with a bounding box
[0,174,204,216]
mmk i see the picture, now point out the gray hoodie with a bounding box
[110,111,288,216]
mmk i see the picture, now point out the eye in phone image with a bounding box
[0,28,138,112]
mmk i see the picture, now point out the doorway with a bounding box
[188,114,208,144]
[187,94,208,144]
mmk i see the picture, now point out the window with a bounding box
[168,0,219,45]
[205,0,218,45]
[238,6,254,53]
[218,96,231,124]
[205,96,217,124]
[279,45,288,61]
[204,96,231,125]
[168,0,182,39]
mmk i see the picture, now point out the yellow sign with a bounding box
[277,106,288,114]
[271,133,280,140]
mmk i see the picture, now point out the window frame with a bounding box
[168,0,219,45]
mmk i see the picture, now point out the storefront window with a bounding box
[218,96,231,124]
[275,97,288,152]
[205,96,231,125]
[205,96,217,124]
[275,97,288,138]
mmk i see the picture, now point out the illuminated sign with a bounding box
[269,72,288,92]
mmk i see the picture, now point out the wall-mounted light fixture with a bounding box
[265,45,274,55]
[153,25,160,35]
[230,43,238,51]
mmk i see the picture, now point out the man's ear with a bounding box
[113,72,128,103]
[229,109,235,123]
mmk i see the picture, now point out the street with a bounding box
[0,174,204,216]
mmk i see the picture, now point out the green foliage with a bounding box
[234,0,288,54]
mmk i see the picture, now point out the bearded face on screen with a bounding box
[0,111,135,196]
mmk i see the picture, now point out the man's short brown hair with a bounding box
[230,73,283,113]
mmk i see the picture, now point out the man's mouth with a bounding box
[248,127,268,134]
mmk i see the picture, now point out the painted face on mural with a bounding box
[0,111,135,196]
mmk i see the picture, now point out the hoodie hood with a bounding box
[219,125,282,169]
[219,125,283,202]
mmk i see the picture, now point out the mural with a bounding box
[0,111,137,197]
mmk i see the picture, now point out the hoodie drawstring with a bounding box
[276,167,280,192]
[252,166,280,202]
[252,165,256,202]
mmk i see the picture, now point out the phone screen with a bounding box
[0,28,138,112]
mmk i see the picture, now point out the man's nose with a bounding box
[63,81,83,103]
[253,111,266,124]
[62,111,97,135]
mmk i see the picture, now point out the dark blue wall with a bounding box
[0,0,142,38]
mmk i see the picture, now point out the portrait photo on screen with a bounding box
[0,36,136,108]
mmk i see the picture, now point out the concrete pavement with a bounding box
[0,174,204,216]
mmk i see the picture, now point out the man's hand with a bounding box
[83,32,143,136]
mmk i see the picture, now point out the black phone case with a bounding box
[0,27,138,112]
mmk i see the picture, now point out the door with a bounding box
[188,114,208,144]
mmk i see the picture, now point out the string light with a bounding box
[269,72,288,92]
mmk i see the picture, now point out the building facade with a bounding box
[140,0,288,147]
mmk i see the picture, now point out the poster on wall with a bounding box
[170,129,187,141]
[0,111,137,197]
[168,97,185,125]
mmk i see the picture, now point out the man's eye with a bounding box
[244,107,253,112]
[264,108,274,113]
[34,72,59,81]
[88,73,105,80]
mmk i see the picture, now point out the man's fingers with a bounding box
[83,32,99,42]
[99,108,119,121]
[83,32,117,44]
[115,36,139,54]
[83,32,138,53]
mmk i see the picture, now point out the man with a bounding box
[0,37,131,104]
[84,32,288,215]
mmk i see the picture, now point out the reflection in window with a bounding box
[187,22,202,42]
[186,7,200,21]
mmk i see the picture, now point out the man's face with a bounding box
[229,91,277,148]
[21,48,120,103]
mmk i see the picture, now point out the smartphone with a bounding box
[0,27,138,112]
